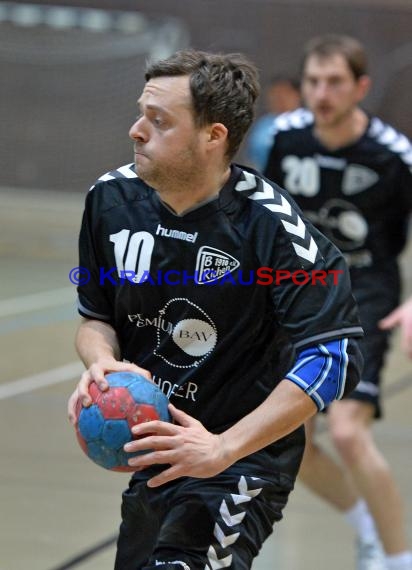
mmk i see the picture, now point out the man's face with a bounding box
[266,83,300,115]
[301,53,368,128]
[129,75,204,190]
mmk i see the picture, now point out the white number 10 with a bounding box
[109,229,154,281]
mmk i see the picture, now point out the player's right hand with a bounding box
[67,359,151,425]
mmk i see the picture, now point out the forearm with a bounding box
[126,378,318,486]
[75,318,121,367]
[220,379,317,464]
[68,318,152,423]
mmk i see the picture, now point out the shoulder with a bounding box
[233,168,304,229]
[234,166,296,209]
[89,162,139,191]
[273,108,314,134]
[233,166,321,266]
[268,109,314,154]
[367,117,412,171]
[86,163,150,211]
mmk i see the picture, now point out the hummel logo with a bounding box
[195,246,240,284]
[156,223,198,243]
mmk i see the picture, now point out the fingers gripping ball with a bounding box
[75,372,171,472]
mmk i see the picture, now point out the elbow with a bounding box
[340,337,363,399]
[285,337,364,412]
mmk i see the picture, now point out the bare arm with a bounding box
[75,318,121,368]
[125,379,316,487]
[220,379,316,459]
[67,318,151,424]
[125,337,360,486]
[379,295,412,358]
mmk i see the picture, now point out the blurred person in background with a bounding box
[245,75,301,171]
[265,34,412,570]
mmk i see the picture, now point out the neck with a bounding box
[156,165,231,215]
[314,107,368,151]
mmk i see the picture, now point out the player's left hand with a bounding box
[379,296,412,358]
[124,403,230,487]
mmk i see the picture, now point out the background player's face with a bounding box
[129,75,206,191]
[266,82,301,115]
[301,53,369,128]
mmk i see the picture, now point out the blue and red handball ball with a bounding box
[75,371,171,472]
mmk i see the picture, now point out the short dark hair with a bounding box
[145,49,260,160]
[301,34,368,80]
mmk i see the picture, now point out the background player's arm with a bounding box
[379,295,412,358]
[67,318,151,424]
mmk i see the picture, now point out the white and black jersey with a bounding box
[264,108,412,270]
[264,109,412,415]
[78,163,362,471]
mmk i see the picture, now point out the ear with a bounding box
[205,123,228,151]
[356,75,371,102]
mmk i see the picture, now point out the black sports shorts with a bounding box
[115,431,304,570]
[346,262,401,418]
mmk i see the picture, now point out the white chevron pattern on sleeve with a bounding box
[275,108,313,132]
[234,170,256,192]
[264,192,292,216]
[214,523,240,548]
[369,117,412,168]
[292,238,318,264]
[117,163,139,178]
[235,170,320,265]
[89,162,138,190]
[282,215,306,239]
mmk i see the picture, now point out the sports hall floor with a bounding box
[0,186,411,570]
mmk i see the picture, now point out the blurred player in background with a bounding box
[265,34,412,570]
[68,48,363,570]
[245,75,301,170]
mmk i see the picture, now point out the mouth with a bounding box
[315,105,333,115]
[134,150,148,160]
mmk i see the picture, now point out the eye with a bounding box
[304,77,318,88]
[329,77,342,87]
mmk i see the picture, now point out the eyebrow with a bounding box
[303,72,344,79]
[136,101,169,115]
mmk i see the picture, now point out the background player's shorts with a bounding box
[114,431,304,570]
[345,262,401,418]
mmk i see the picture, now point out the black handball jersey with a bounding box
[77,163,362,439]
[264,108,412,269]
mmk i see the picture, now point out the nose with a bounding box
[313,81,330,99]
[129,116,148,143]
